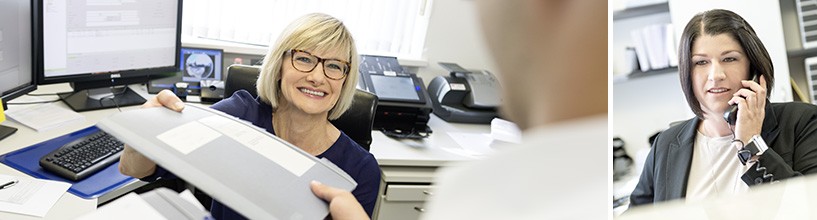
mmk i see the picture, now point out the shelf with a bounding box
[613,2,670,20]
[613,67,678,84]
[787,47,817,59]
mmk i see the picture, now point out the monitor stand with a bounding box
[0,125,17,141]
[58,86,146,112]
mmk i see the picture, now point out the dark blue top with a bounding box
[144,90,381,219]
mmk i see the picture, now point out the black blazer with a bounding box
[630,102,817,206]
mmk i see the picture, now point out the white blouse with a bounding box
[685,131,752,203]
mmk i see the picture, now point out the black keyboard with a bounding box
[39,130,125,181]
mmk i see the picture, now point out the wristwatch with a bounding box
[738,135,769,165]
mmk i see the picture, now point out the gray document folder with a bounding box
[96,104,357,220]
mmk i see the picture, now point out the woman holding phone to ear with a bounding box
[630,9,817,206]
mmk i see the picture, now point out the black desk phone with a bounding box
[724,74,760,125]
[358,55,433,139]
[428,62,501,124]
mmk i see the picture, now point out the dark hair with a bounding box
[678,9,774,119]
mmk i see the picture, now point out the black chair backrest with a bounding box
[224,64,377,150]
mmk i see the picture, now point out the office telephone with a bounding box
[724,74,760,125]
[358,55,434,139]
[428,62,501,124]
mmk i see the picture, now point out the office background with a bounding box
[612,0,810,164]
[612,1,817,214]
[183,0,499,87]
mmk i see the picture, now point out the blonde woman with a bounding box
[119,13,381,219]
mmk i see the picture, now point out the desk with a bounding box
[1,83,491,220]
[369,116,489,220]
[0,83,154,219]
[620,174,817,219]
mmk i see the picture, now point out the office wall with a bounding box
[613,10,688,155]
[414,0,497,82]
[613,72,693,154]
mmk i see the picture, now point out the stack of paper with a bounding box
[4,97,84,132]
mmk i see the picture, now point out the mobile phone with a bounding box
[723,74,759,125]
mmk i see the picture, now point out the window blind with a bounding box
[182,0,432,60]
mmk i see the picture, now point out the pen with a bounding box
[0,180,18,190]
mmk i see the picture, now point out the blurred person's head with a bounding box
[474,0,607,130]
[257,13,359,120]
[678,9,774,120]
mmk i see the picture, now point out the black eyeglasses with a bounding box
[288,49,350,80]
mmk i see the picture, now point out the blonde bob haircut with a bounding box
[256,13,359,120]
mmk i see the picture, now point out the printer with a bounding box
[358,55,433,138]
[427,62,501,124]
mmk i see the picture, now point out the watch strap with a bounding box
[737,135,768,165]
[750,135,769,155]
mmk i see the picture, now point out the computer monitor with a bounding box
[180,47,223,83]
[1,0,37,141]
[37,0,182,112]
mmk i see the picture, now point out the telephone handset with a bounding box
[724,74,759,125]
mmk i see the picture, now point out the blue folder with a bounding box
[0,126,136,199]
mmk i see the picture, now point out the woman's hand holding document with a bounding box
[97,100,357,219]
[118,90,183,179]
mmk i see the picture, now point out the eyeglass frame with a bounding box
[286,49,350,80]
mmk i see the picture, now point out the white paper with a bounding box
[440,147,482,159]
[76,193,166,220]
[198,115,316,177]
[5,96,85,132]
[156,120,222,155]
[491,118,522,144]
[178,190,205,211]
[631,29,650,72]
[643,24,669,70]
[447,132,495,157]
[665,24,678,67]
[0,174,71,217]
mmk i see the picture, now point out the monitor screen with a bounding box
[1,0,36,110]
[370,75,420,102]
[38,0,181,111]
[180,47,222,82]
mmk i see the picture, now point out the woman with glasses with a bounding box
[119,13,381,219]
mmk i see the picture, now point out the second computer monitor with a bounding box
[179,47,223,83]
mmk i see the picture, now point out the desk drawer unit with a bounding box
[373,166,439,220]
[378,184,433,219]
[386,185,433,201]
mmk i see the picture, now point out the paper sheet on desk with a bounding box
[76,193,166,220]
[444,132,495,158]
[5,96,85,132]
[0,174,71,217]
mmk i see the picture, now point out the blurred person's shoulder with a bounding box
[423,115,607,220]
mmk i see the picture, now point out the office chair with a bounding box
[223,64,378,150]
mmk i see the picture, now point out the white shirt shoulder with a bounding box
[421,115,608,220]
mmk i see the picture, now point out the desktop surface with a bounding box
[0,82,491,219]
[621,174,817,219]
[0,83,124,219]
